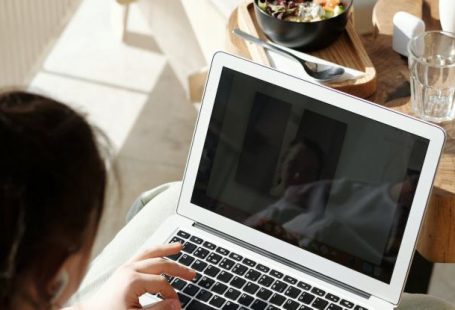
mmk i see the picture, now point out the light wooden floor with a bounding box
[28,0,204,256]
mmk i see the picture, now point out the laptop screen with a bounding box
[191,68,429,283]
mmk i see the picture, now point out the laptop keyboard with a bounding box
[163,230,368,310]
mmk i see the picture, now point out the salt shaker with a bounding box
[392,11,425,57]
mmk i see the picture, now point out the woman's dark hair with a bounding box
[0,91,107,308]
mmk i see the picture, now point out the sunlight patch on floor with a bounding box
[29,0,167,150]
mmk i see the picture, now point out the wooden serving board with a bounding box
[226,0,377,98]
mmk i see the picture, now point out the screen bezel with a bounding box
[177,52,445,305]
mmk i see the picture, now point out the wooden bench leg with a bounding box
[188,67,208,104]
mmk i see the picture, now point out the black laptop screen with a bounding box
[191,68,429,283]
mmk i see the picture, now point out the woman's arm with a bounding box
[66,243,194,310]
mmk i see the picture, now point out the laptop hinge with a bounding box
[193,222,371,300]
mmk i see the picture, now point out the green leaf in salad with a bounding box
[258,0,267,11]
[333,5,345,16]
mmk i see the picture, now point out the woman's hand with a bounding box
[77,242,195,310]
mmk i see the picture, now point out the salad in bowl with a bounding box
[254,0,352,50]
[258,0,346,22]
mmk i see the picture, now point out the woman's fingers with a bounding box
[130,243,183,263]
[133,258,195,281]
[131,274,179,300]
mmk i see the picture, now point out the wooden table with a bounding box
[223,0,455,264]
[369,0,455,264]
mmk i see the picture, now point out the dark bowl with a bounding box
[254,0,353,51]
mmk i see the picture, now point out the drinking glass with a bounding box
[408,31,455,123]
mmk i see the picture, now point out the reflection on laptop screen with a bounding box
[191,68,429,283]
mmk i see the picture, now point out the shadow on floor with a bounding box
[93,62,197,256]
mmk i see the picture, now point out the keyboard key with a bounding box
[207,253,223,264]
[271,280,287,293]
[192,272,202,283]
[170,236,185,244]
[229,252,243,261]
[270,270,283,279]
[297,281,311,290]
[199,276,215,289]
[283,275,297,285]
[212,282,228,294]
[298,292,315,304]
[232,264,248,276]
[312,298,329,310]
[242,258,256,267]
[298,306,312,310]
[177,230,190,239]
[204,265,221,277]
[231,276,247,289]
[256,264,270,273]
[243,282,260,294]
[266,306,280,310]
[167,252,182,261]
[194,247,210,259]
[245,269,261,281]
[183,283,200,296]
[171,278,187,290]
[283,299,300,310]
[284,286,301,298]
[196,289,213,302]
[326,293,340,303]
[187,299,217,310]
[216,247,230,255]
[210,295,226,308]
[269,293,286,306]
[219,258,236,270]
[328,304,343,310]
[203,241,216,250]
[238,293,254,306]
[217,270,234,283]
[225,288,241,300]
[258,274,274,287]
[341,299,355,308]
[223,301,239,310]
[179,254,195,266]
[183,242,198,254]
[251,299,267,310]
[354,306,369,310]
[177,292,191,307]
[256,288,272,301]
[192,260,208,272]
[190,236,204,244]
[311,287,325,296]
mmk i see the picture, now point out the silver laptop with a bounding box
[140,52,445,310]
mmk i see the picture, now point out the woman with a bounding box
[0,91,194,310]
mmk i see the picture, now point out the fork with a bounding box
[233,28,345,81]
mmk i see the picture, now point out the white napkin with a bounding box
[265,42,365,83]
